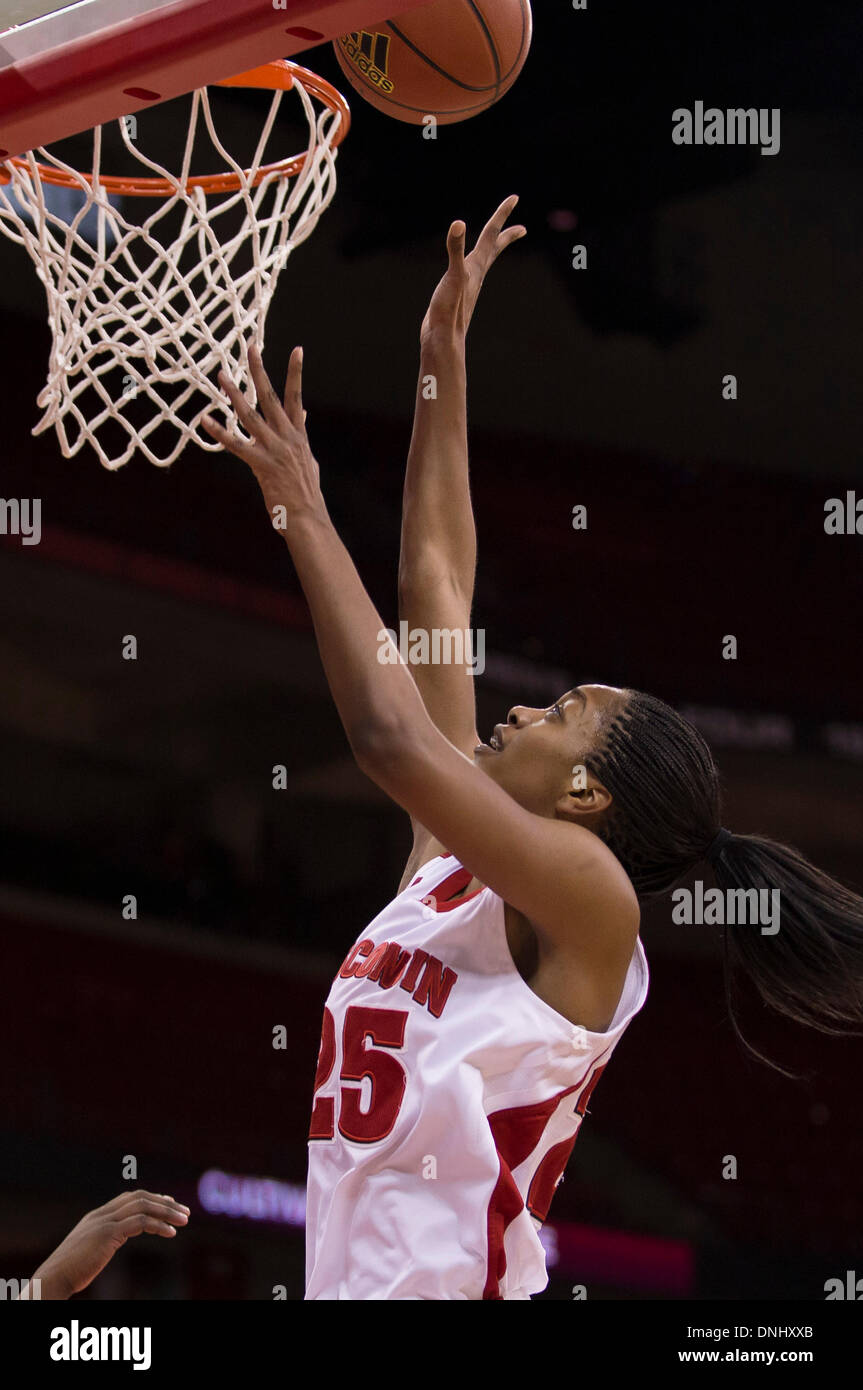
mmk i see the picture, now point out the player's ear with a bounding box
[555,778,613,825]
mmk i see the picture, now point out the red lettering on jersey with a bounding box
[309,1005,410,1144]
[411,954,458,1018]
[354,942,389,979]
[308,1006,337,1141]
[369,941,410,988]
[341,942,458,1017]
[398,949,428,994]
[339,938,375,978]
[338,1006,408,1144]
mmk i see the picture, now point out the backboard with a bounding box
[0,0,428,158]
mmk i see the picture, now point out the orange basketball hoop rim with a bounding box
[0,60,350,197]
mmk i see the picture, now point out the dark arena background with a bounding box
[1,0,862,1320]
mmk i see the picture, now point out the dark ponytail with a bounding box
[585,690,863,1072]
[711,833,863,1070]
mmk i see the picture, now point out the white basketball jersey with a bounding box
[304,851,649,1300]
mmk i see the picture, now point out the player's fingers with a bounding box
[109,1193,190,1222]
[95,1190,158,1217]
[282,346,305,429]
[447,220,467,274]
[499,224,527,250]
[111,1195,189,1234]
[247,343,287,432]
[144,1195,190,1222]
[480,194,519,245]
[217,371,276,448]
[473,198,522,272]
[202,410,264,468]
[114,1212,182,1241]
[100,1191,189,1218]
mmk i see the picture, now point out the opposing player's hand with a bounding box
[203,345,324,525]
[27,1190,190,1300]
[421,195,526,342]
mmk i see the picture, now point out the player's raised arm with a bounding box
[398,197,526,763]
[202,345,637,974]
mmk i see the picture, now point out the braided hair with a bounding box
[585,690,863,1071]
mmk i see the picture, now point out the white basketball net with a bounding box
[0,76,341,468]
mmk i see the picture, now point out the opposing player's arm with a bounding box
[16,1192,189,1300]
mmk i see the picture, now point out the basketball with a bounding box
[332,0,532,125]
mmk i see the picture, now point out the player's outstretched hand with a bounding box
[203,344,324,526]
[421,195,526,343]
[23,1190,190,1300]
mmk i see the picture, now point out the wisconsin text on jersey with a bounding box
[304,853,649,1299]
[338,939,458,1018]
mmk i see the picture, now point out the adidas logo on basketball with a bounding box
[339,31,394,95]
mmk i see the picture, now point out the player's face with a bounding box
[474,684,627,816]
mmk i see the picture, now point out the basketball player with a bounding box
[203,198,863,1300]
